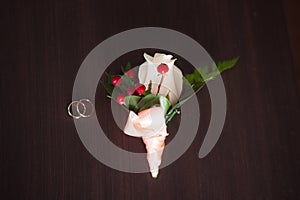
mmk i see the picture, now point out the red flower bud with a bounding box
[126,69,135,79]
[157,63,169,74]
[136,84,146,95]
[116,94,125,104]
[112,76,122,86]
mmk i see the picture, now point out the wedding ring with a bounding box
[68,101,86,119]
[77,99,95,118]
[67,99,95,119]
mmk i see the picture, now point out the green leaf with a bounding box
[184,57,239,88]
[137,94,160,112]
[185,74,194,84]
[141,89,152,97]
[105,72,113,83]
[217,57,239,73]
[184,67,203,88]
[121,66,126,73]
[121,62,132,73]
[124,62,132,71]
[176,56,239,117]
[124,95,141,112]
[199,65,209,74]
[159,95,172,115]
[101,81,114,96]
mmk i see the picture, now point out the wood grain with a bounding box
[1,0,299,199]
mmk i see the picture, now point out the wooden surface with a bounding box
[284,0,300,91]
[1,0,300,199]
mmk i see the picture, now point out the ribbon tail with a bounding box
[142,130,168,178]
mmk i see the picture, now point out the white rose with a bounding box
[138,53,183,105]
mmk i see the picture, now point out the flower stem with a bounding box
[156,75,165,95]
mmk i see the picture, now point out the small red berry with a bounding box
[116,94,125,104]
[127,86,136,95]
[157,63,169,74]
[136,84,146,95]
[126,69,135,79]
[112,76,122,86]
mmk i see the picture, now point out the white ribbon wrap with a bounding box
[124,107,168,178]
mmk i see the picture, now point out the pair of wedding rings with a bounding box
[67,99,94,119]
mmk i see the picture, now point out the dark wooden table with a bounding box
[1,0,300,199]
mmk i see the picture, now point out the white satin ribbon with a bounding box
[124,107,168,178]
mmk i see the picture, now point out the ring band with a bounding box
[67,99,94,119]
[67,101,86,119]
[78,99,94,118]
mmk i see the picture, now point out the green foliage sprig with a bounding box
[102,57,239,124]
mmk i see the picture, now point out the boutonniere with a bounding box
[102,52,239,178]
